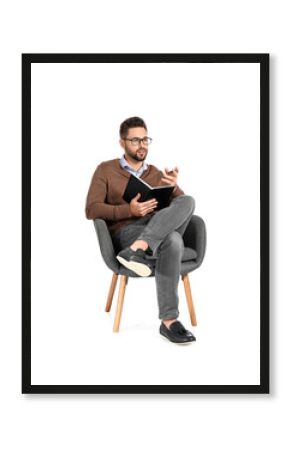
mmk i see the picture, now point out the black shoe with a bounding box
[116,247,154,277]
[160,321,196,344]
[145,247,153,256]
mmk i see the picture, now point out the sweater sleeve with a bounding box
[150,165,185,203]
[85,165,133,221]
[171,184,185,198]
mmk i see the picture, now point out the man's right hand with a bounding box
[130,193,158,217]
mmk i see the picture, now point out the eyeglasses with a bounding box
[124,137,153,146]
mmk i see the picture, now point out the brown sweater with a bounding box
[85,158,185,236]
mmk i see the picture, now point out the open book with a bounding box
[122,174,175,210]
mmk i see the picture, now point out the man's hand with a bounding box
[130,193,158,217]
[161,166,179,187]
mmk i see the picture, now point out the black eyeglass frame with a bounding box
[123,137,153,146]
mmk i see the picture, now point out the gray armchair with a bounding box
[94,215,206,332]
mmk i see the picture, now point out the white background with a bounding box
[31,62,260,386]
[0,0,288,449]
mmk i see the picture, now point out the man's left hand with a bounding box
[161,166,179,187]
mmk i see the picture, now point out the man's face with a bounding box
[120,127,148,163]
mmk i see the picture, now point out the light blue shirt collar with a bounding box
[119,154,148,178]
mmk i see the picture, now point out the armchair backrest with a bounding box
[93,219,119,273]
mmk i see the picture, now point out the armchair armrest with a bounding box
[93,219,119,273]
[182,215,206,268]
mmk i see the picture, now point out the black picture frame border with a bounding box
[22,53,269,394]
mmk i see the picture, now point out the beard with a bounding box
[125,147,147,162]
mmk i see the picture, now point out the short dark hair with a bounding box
[119,116,147,139]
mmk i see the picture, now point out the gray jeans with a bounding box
[112,195,195,320]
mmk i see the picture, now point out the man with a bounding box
[86,117,196,343]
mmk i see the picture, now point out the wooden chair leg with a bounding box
[105,273,119,312]
[113,275,128,332]
[182,273,197,326]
